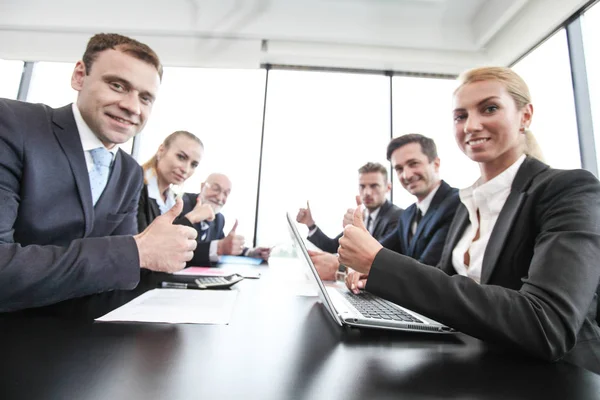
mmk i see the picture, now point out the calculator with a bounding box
[193,274,244,289]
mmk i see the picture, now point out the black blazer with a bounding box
[0,99,142,312]
[309,200,403,253]
[137,183,161,232]
[379,180,459,266]
[366,157,600,374]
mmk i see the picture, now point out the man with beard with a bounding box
[177,173,271,264]
[307,134,460,280]
[297,162,403,254]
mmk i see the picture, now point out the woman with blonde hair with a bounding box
[341,66,600,373]
[137,130,208,231]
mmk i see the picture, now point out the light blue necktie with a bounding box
[89,147,113,206]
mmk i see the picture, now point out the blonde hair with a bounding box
[141,130,204,184]
[455,66,544,162]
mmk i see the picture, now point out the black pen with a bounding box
[160,281,202,290]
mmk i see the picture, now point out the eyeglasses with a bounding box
[205,182,231,197]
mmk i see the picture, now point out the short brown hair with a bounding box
[358,162,388,182]
[82,33,163,80]
[386,134,438,162]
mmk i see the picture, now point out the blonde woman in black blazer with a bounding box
[340,67,600,374]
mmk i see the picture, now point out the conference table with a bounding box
[1,257,599,399]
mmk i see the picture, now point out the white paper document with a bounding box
[96,289,238,324]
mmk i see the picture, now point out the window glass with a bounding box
[582,4,600,167]
[137,67,266,243]
[258,70,391,247]
[0,59,24,100]
[392,76,478,205]
[513,29,581,169]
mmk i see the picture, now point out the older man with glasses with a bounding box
[177,173,272,264]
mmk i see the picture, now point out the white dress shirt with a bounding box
[72,104,118,172]
[452,155,526,283]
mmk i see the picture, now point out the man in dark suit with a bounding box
[296,162,403,254]
[307,135,459,280]
[0,33,197,313]
[177,173,271,265]
[379,134,460,266]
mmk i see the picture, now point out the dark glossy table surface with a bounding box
[1,259,600,400]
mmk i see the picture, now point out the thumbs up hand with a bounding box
[134,197,198,273]
[296,201,316,227]
[185,195,216,223]
[217,219,246,256]
[338,206,382,275]
[343,195,365,228]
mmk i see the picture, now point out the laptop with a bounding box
[286,212,455,334]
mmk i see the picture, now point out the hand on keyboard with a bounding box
[346,268,369,294]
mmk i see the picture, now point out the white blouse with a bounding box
[145,169,176,215]
[451,155,525,283]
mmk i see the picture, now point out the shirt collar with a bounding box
[145,168,176,212]
[417,182,441,216]
[72,103,118,159]
[366,205,381,222]
[459,155,526,212]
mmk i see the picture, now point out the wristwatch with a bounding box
[308,223,317,231]
[335,262,347,282]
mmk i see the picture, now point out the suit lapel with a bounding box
[371,200,391,238]
[52,104,94,236]
[480,157,549,284]
[439,205,469,274]
[410,181,450,252]
[403,205,417,251]
[479,191,525,284]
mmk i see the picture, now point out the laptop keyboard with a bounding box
[339,289,424,323]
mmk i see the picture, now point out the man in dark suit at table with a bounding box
[379,134,460,266]
[0,33,198,313]
[308,134,459,280]
[296,162,403,254]
[177,172,272,264]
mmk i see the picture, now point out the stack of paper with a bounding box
[96,289,238,324]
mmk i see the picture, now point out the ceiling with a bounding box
[0,0,592,74]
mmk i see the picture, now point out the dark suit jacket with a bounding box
[309,200,403,253]
[366,157,600,373]
[0,99,142,312]
[379,180,459,266]
[137,183,161,232]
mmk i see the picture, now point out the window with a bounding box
[0,59,24,100]
[582,3,600,167]
[258,70,391,246]
[392,76,478,205]
[513,29,581,170]
[137,67,266,244]
[27,62,77,107]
